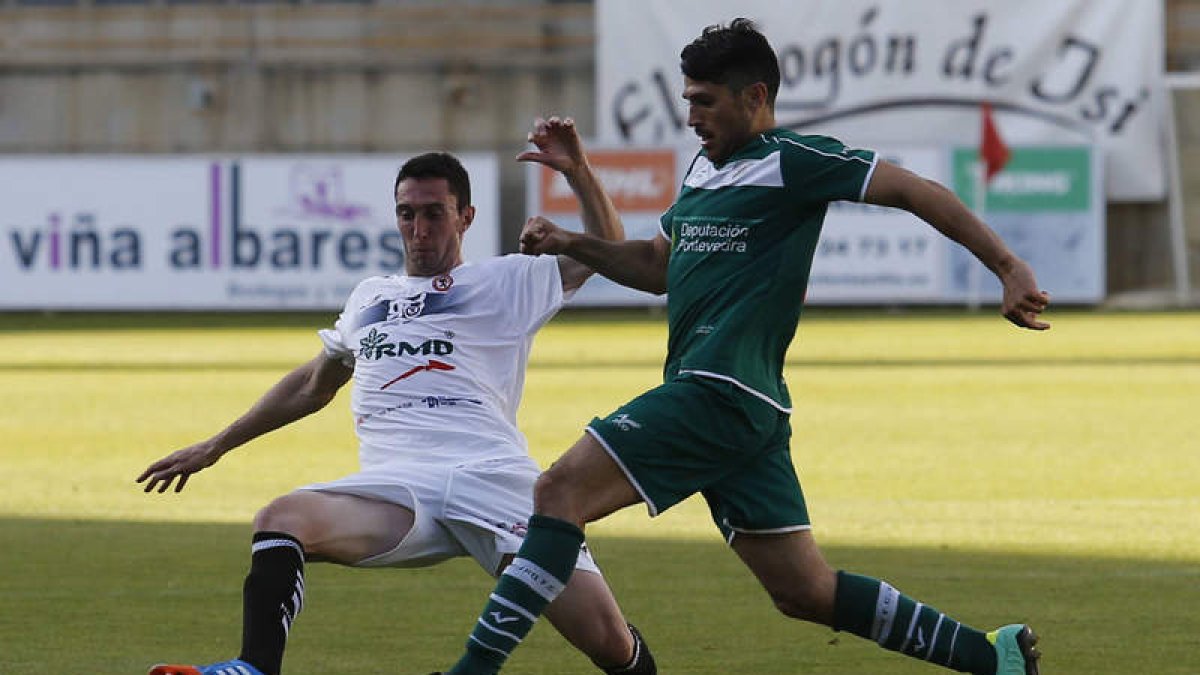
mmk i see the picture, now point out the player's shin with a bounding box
[446,515,585,675]
[832,571,998,675]
[238,531,306,675]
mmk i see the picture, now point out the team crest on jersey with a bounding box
[432,274,453,292]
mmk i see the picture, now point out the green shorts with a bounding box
[587,374,811,542]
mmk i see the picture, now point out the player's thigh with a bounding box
[255,489,415,565]
[536,433,642,524]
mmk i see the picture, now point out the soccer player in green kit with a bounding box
[437,18,1048,675]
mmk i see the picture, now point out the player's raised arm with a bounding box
[136,351,352,493]
[863,160,1051,330]
[520,215,670,295]
[517,116,627,293]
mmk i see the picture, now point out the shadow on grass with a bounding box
[1,517,1196,675]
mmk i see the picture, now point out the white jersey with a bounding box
[319,254,565,469]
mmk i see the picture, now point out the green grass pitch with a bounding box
[0,308,1197,674]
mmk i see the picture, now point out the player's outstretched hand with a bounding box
[137,441,223,493]
[516,116,586,175]
[999,258,1051,330]
[519,216,571,256]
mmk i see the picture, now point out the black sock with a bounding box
[238,531,305,675]
[603,624,657,675]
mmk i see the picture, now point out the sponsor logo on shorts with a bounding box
[611,413,642,431]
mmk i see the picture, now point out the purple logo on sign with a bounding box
[275,165,371,223]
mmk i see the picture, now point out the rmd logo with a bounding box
[4,161,403,273]
[358,328,455,361]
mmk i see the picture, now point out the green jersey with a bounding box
[659,128,877,411]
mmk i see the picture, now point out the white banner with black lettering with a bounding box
[597,0,1163,201]
[0,155,499,309]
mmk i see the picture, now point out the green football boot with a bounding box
[986,624,1041,675]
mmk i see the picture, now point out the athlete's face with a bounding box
[395,177,474,277]
[683,77,757,164]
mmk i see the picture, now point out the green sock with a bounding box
[446,515,584,675]
[833,571,997,675]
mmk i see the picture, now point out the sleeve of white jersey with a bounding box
[316,280,366,368]
[497,254,565,336]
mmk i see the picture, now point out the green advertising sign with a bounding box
[947,145,1103,304]
[953,147,1092,211]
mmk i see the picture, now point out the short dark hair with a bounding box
[394,152,471,211]
[680,18,780,105]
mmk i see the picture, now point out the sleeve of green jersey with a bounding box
[781,135,878,204]
[658,204,674,240]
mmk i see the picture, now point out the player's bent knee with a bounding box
[531,469,579,519]
[253,494,317,543]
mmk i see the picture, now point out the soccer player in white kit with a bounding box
[137,119,656,675]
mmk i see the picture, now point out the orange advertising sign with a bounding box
[539,149,676,213]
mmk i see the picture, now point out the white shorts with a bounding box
[297,454,600,577]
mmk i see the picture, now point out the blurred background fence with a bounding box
[0,0,1197,306]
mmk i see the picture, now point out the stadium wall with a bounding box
[0,0,1196,303]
